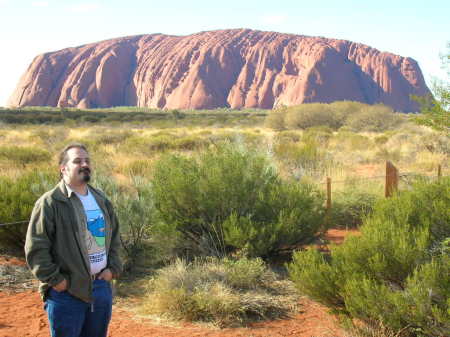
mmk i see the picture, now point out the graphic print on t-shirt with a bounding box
[86,209,106,248]
[75,188,107,274]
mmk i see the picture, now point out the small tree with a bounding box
[414,43,450,131]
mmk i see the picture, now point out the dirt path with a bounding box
[0,229,356,337]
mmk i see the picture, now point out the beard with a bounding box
[79,168,91,183]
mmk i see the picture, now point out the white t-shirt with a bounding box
[76,189,107,275]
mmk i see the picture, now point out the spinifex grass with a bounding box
[142,257,299,327]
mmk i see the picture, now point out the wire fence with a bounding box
[317,162,447,209]
[0,163,447,227]
[0,220,29,227]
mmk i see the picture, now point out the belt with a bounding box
[90,272,102,281]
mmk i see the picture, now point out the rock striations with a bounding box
[8,29,430,112]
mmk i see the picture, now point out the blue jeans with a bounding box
[45,279,112,337]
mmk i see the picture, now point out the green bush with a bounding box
[345,104,403,132]
[330,101,370,121]
[144,257,298,326]
[329,188,380,228]
[343,255,450,336]
[302,126,333,145]
[287,178,450,336]
[152,144,324,257]
[94,173,154,267]
[284,104,342,130]
[0,170,57,251]
[265,102,405,133]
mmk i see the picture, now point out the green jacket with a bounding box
[25,180,122,303]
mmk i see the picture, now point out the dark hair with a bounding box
[58,143,89,178]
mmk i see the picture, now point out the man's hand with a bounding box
[53,279,68,292]
[97,268,113,281]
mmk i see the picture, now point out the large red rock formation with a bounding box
[8,29,430,112]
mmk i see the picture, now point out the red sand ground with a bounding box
[0,291,345,337]
[0,256,26,267]
[0,229,356,337]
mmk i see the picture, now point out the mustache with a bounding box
[79,168,91,174]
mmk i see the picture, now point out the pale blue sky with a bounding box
[0,0,448,106]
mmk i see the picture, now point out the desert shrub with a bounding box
[284,104,342,130]
[94,173,154,267]
[329,188,380,228]
[0,146,52,167]
[302,126,333,145]
[0,170,57,251]
[344,104,403,132]
[374,134,389,145]
[266,101,382,131]
[342,255,450,336]
[330,101,370,121]
[144,257,298,326]
[222,182,325,256]
[152,144,324,257]
[287,178,450,336]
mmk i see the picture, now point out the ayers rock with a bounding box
[8,29,430,112]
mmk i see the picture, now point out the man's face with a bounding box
[60,147,92,185]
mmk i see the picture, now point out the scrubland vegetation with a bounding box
[0,101,449,336]
[288,179,450,336]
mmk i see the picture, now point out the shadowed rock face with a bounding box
[8,29,430,112]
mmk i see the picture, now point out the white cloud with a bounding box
[0,0,10,6]
[260,14,288,25]
[32,1,49,7]
[68,3,100,13]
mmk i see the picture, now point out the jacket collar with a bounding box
[51,180,104,203]
[49,180,70,202]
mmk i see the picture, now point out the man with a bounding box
[25,143,122,337]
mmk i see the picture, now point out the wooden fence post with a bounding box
[385,161,399,198]
[437,164,442,180]
[326,177,332,210]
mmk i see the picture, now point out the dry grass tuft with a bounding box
[141,257,299,327]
